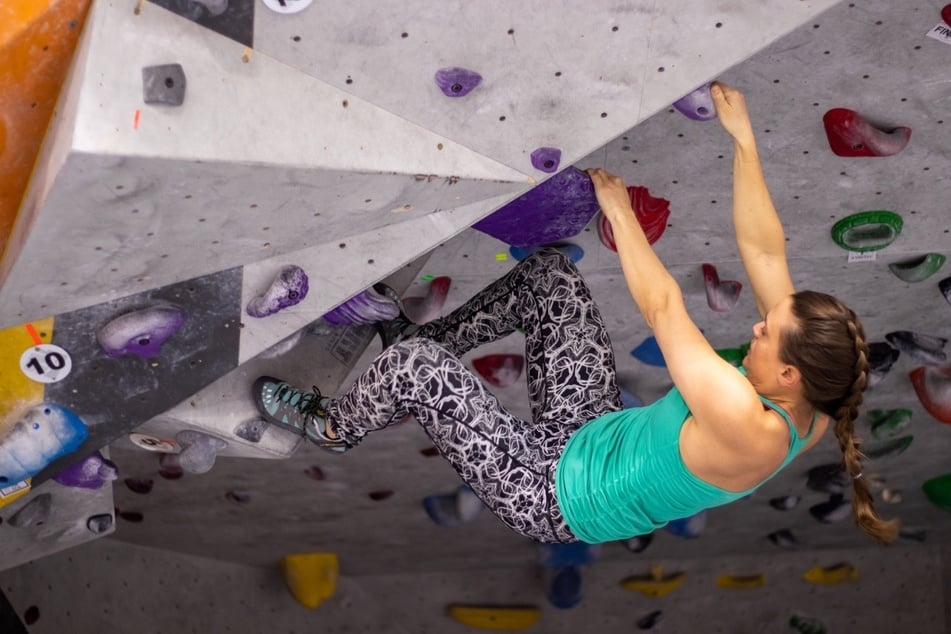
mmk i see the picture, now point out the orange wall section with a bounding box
[0,0,92,263]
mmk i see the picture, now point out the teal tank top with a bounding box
[554,369,814,544]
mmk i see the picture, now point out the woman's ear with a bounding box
[778,364,801,389]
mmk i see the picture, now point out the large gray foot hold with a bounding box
[142,64,187,106]
[9,493,53,528]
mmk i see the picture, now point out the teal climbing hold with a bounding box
[830,211,903,252]
[888,253,946,283]
[922,473,951,512]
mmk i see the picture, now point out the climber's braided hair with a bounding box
[780,290,898,544]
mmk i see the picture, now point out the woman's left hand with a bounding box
[587,168,633,224]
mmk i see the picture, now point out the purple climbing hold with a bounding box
[434,67,482,97]
[0,404,88,486]
[124,478,154,494]
[323,285,400,326]
[53,451,118,489]
[530,147,562,173]
[97,303,186,359]
[673,83,716,121]
[246,265,309,318]
[473,167,601,248]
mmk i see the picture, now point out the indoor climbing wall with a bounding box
[2,0,951,632]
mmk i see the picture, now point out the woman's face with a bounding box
[743,295,797,385]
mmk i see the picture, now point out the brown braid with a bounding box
[782,291,898,544]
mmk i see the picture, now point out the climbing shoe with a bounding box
[253,376,349,454]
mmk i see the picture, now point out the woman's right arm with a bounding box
[711,82,795,317]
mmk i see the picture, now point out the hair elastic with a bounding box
[854,472,863,480]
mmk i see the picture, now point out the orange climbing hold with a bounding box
[802,562,858,585]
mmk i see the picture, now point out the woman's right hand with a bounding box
[711,82,756,146]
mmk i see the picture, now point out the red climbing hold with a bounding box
[943,4,951,27]
[597,186,670,251]
[473,354,525,388]
[702,264,742,312]
[403,276,452,325]
[822,108,911,157]
[910,366,951,424]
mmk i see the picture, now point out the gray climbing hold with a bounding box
[87,513,114,535]
[9,493,52,528]
[142,64,187,106]
[175,430,228,474]
[234,418,267,443]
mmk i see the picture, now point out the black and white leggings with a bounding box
[326,249,622,543]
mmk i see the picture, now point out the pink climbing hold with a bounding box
[473,354,525,388]
[597,186,670,251]
[910,366,951,424]
[702,264,742,312]
[822,108,911,157]
[403,276,451,324]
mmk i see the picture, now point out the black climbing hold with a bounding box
[142,64,187,106]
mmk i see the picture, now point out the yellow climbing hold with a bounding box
[447,605,540,631]
[619,564,687,598]
[715,573,766,589]
[803,562,858,585]
[281,553,338,609]
[495,252,509,261]
[0,478,32,509]
[0,318,52,427]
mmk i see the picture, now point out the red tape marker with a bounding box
[24,323,42,345]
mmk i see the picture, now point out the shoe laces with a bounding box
[275,383,326,418]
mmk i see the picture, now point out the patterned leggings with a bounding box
[326,249,621,543]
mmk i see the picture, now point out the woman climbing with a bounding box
[254,82,897,545]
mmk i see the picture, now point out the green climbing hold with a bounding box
[888,253,946,283]
[830,211,903,252]
[716,343,750,367]
[868,408,912,440]
[420,274,435,282]
[922,473,951,513]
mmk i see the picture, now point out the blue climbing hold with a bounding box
[631,336,666,367]
[509,243,584,264]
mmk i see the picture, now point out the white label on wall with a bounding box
[926,23,951,45]
[19,344,72,383]
[848,251,877,263]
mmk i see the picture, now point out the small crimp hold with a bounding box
[434,67,483,97]
[142,64,187,106]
